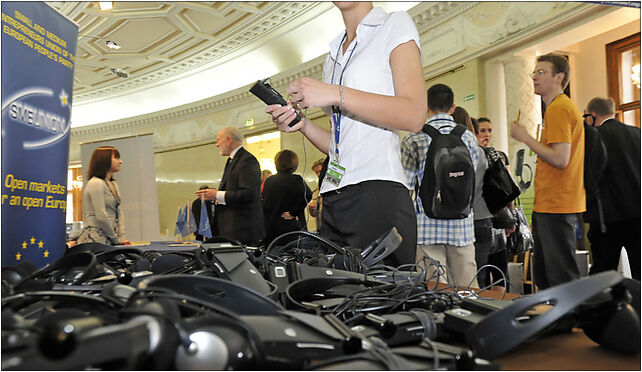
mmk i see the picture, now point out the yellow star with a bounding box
[16,253,21,260]
[30,237,36,244]
[43,250,50,258]
[38,241,44,248]
[22,241,27,249]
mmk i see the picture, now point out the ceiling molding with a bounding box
[71,55,326,138]
[70,1,613,141]
[52,2,327,103]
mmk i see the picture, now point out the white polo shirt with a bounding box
[320,7,421,194]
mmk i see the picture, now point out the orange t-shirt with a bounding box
[533,94,586,213]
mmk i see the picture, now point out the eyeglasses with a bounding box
[530,69,552,78]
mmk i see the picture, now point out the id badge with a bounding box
[324,161,346,187]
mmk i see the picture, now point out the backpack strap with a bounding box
[450,124,466,138]
[422,124,441,138]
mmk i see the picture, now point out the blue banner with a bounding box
[1,2,77,267]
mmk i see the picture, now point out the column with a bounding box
[502,53,541,209]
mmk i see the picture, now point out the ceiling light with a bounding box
[98,2,113,11]
[106,40,121,49]
[110,68,129,78]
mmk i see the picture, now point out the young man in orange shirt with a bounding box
[510,54,585,290]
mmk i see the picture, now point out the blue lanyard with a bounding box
[330,32,357,161]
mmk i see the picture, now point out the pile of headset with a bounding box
[2,231,640,370]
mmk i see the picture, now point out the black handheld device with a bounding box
[249,79,301,127]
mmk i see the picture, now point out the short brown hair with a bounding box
[275,150,298,174]
[586,97,615,117]
[537,53,570,89]
[87,146,120,180]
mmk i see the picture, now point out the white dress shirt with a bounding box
[319,7,421,194]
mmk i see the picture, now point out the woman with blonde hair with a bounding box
[77,146,129,245]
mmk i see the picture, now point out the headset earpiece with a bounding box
[581,282,641,353]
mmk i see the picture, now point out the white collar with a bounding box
[328,7,387,61]
[229,145,242,159]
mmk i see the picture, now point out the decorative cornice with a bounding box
[71,56,326,137]
[411,2,479,34]
[72,2,325,103]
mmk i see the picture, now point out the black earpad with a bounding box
[150,254,187,274]
[581,281,641,353]
[132,258,151,272]
[582,301,640,353]
[2,262,38,286]
[14,252,98,290]
[65,242,112,256]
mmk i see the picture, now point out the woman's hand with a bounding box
[266,104,304,132]
[286,77,339,109]
[281,211,294,220]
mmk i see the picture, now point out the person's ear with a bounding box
[448,105,456,115]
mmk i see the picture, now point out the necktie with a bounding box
[224,157,231,173]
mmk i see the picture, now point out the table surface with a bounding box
[495,328,640,370]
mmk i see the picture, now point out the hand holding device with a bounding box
[250,79,301,127]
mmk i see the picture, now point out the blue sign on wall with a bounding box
[1,2,78,267]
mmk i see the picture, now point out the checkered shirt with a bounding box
[400,113,480,246]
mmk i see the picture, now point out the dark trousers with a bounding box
[474,219,509,288]
[321,180,417,267]
[488,248,509,285]
[474,218,494,287]
[532,212,581,289]
[588,218,640,280]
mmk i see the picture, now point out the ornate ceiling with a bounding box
[47,1,327,103]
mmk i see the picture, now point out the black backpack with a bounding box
[418,124,475,219]
[583,122,608,231]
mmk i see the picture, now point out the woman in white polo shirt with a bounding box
[266,2,426,266]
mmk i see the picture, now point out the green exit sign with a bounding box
[463,94,475,102]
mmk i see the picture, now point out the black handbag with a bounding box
[482,147,521,214]
[506,199,534,255]
[491,206,518,229]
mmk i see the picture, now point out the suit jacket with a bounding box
[262,172,312,245]
[597,118,641,222]
[214,147,265,243]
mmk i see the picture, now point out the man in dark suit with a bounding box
[584,97,640,280]
[196,126,265,245]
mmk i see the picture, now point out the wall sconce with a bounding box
[632,64,640,89]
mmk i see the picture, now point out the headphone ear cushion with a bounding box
[582,301,641,353]
[1,262,39,286]
[132,258,151,272]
